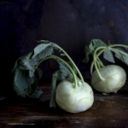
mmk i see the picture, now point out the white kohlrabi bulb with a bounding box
[91,65,126,93]
[56,80,94,113]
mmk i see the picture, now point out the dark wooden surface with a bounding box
[0,85,128,128]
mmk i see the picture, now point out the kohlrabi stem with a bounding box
[109,44,128,49]
[96,59,101,69]
[93,53,105,81]
[96,47,106,58]
[92,46,106,80]
[90,47,105,75]
[47,55,78,88]
[97,57,104,67]
[90,57,104,75]
[90,61,94,74]
[94,47,106,68]
[54,44,84,83]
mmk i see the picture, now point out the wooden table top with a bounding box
[0,85,128,128]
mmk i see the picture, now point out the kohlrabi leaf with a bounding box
[84,39,107,62]
[89,39,106,52]
[13,40,81,105]
[114,49,128,65]
[13,42,54,98]
[83,46,92,63]
[32,43,53,58]
[37,40,50,44]
[58,61,73,80]
[103,49,115,63]
[14,68,38,97]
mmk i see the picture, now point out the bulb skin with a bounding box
[91,65,126,93]
[56,80,94,113]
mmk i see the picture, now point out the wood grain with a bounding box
[0,85,128,128]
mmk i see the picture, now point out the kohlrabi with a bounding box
[84,39,127,94]
[13,40,94,113]
[56,80,94,113]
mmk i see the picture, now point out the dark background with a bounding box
[0,0,128,96]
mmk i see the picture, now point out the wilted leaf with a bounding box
[13,42,54,98]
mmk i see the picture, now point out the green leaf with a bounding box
[32,43,53,58]
[114,49,128,65]
[84,39,107,63]
[83,46,92,63]
[58,61,73,80]
[103,49,115,63]
[89,39,106,52]
[13,40,78,101]
[14,69,37,97]
[13,42,54,98]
